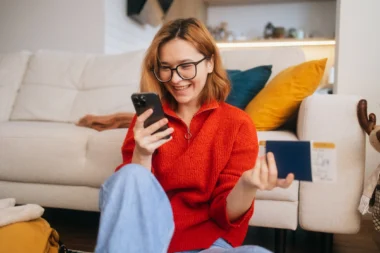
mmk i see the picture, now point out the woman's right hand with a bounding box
[133,108,174,159]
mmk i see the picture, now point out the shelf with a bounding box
[204,0,334,6]
[216,39,336,48]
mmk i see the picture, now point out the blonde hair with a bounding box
[140,18,230,110]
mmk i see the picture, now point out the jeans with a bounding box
[95,164,272,253]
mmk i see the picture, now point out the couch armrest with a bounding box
[297,94,365,234]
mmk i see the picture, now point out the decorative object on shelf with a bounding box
[263,22,291,39]
[273,27,285,38]
[207,22,233,41]
[288,28,297,38]
[127,0,174,27]
[296,29,305,39]
[264,22,275,39]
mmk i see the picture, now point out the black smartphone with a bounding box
[131,92,170,139]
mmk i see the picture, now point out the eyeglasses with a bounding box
[152,57,209,82]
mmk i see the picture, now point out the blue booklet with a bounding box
[259,140,337,182]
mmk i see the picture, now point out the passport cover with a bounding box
[264,140,313,181]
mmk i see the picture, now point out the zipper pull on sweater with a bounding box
[185,128,192,140]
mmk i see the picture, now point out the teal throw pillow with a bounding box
[226,65,272,109]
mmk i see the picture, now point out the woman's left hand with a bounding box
[241,152,294,191]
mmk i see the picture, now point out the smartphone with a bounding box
[131,92,170,139]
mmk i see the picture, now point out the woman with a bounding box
[95,18,294,253]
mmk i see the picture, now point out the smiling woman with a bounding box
[155,39,213,111]
[141,18,230,112]
[94,18,293,253]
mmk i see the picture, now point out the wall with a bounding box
[302,45,335,87]
[335,0,380,178]
[0,0,105,53]
[207,1,336,40]
[0,0,161,54]
[105,0,160,54]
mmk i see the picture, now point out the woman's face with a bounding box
[158,38,213,108]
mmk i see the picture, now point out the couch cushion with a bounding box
[0,121,123,187]
[255,130,299,202]
[10,50,145,123]
[0,52,30,122]
[84,128,126,186]
[225,65,272,110]
[245,58,327,131]
[249,200,298,230]
[0,121,95,186]
[0,121,300,199]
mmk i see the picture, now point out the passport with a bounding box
[258,140,337,182]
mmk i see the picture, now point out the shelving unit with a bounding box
[204,0,335,6]
[216,38,335,48]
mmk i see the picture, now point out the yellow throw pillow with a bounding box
[245,58,327,131]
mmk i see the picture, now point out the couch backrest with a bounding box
[219,47,306,80]
[10,50,145,123]
[8,47,306,124]
[0,52,30,122]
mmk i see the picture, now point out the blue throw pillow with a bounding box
[226,65,272,109]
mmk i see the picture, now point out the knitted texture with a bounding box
[116,101,258,252]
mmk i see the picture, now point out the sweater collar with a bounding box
[163,100,219,119]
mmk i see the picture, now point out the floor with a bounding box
[42,208,380,253]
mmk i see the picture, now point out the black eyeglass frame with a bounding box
[152,56,209,82]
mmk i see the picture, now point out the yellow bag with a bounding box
[0,218,60,253]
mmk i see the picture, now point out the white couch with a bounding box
[0,48,365,252]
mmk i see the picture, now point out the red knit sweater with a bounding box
[115,100,259,252]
